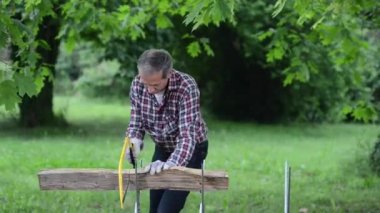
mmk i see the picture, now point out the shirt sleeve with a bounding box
[126,78,145,141]
[167,84,200,166]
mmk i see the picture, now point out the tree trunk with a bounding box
[19,15,60,127]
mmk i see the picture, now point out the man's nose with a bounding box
[147,86,155,94]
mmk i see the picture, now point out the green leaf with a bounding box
[342,105,353,115]
[273,46,285,60]
[187,41,201,57]
[181,33,195,39]
[299,63,310,82]
[65,31,77,53]
[130,25,145,40]
[25,0,42,13]
[272,0,287,17]
[117,5,131,27]
[130,11,149,26]
[266,41,285,62]
[211,0,231,25]
[352,105,377,123]
[283,72,295,86]
[0,80,20,111]
[307,61,319,74]
[27,51,40,68]
[14,72,38,97]
[158,0,171,13]
[38,39,51,50]
[118,5,131,13]
[318,25,340,46]
[258,30,274,41]
[200,38,214,56]
[35,66,51,92]
[266,50,275,63]
[311,16,326,29]
[296,10,315,26]
[184,0,206,26]
[156,14,173,29]
[7,19,27,49]
[38,0,55,17]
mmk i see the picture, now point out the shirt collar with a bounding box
[167,69,179,91]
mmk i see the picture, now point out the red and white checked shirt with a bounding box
[126,70,208,166]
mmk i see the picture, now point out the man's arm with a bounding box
[167,84,201,166]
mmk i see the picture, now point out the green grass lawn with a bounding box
[0,96,379,212]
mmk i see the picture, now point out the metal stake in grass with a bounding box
[284,161,291,213]
[134,160,142,213]
[199,160,205,213]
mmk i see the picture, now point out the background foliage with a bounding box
[1,1,380,212]
[1,0,380,123]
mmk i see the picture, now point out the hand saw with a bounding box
[118,137,140,212]
[129,143,141,213]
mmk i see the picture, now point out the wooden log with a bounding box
[38,167,228,191]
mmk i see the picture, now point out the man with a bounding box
[125,49,208,213]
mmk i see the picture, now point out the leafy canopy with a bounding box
[0,0,235,110]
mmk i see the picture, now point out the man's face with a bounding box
[139,70,170,94]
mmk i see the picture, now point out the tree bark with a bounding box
[19,14,60,127]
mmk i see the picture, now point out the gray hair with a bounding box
[137,49,173,78]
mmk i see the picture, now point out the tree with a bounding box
[0,0,236,126]
[17,7,61,127]
[266,0,380,121]
[169,0,380,122]
[1,0,379,125]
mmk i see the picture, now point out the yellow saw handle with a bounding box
[118,137,130,208]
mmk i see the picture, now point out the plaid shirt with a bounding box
[126,70,208,166]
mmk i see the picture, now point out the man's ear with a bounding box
[166,69,173,79]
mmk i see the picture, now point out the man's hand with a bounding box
[126,138,143,164]
[144,160,175,175]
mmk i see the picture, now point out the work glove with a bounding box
[144,160,175,175]
[125,138,143,164]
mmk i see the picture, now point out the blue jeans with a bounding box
[149,141,208,213]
